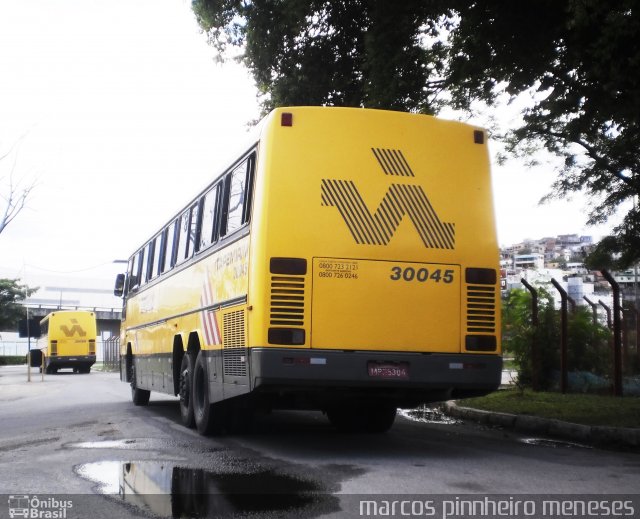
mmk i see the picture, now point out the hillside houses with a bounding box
[501,234,639,309]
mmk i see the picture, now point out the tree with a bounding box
[0,279,38,331]
[193,1,640,265]
[192,0,451,114]
[1,137,36,235]
[446,0,640,269]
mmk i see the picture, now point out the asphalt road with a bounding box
[0,365,639,519]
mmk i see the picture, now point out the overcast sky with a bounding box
[0,0,621,287]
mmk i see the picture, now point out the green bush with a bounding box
[0,356,26,366]
[503,288,611,391]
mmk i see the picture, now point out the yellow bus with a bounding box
[114,107,501,434]
[39,311,97,374]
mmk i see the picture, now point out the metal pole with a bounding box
[599,299,615,393]
[599,300,612,330]
[521,278,540,391]
[637,307,640,374]
[26,302,31,383]
[584,296,598,326]
[622,307,630,370]
[551,278,569,394]
[601,270,623,397]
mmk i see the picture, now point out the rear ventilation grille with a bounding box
[466,285,496,333]
[223,310,247,377]
[270,276,305,326]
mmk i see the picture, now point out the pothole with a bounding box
[400,405,462,425]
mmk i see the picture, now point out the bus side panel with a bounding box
[122,236,251,395]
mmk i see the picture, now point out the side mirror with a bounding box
[114,273,126,297]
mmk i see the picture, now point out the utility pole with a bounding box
[26,291,31,382]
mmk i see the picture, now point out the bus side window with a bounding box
[175,202,199,265]
[150,233,162,279]
[186,202,200,258]
[129,250,143,292]
[163,220,178,272]
[175,209,189,266]
[243,154,255,224]
[141,245,152,286]
[224,159,248,236]
[199,184,221,250]
[144,240,155,282]
[157,228,168,275]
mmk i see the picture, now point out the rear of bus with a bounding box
[247,107,501,417]
[42,311,97,374]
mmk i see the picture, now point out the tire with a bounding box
[130,363,150,406]
[179,353,195,428]
[327,404,397,433]
[192,351,223,435]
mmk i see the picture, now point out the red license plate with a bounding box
[368,362,409,379]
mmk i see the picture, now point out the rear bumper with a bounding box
[249,348,502,406]
[48,355,96,369]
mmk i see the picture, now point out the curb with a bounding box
[441,401,640,449]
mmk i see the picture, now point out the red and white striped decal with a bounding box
[200,274,221,346]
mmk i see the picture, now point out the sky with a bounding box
[0,0,621,290]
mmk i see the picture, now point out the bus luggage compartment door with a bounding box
[311,258,461,353]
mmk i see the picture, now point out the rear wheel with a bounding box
[327,404,397,433]
[192,351,223,435]
[179,353,195,428]
[130,363,150,406]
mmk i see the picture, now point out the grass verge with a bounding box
[457,388,640,428]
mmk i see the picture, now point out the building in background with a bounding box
[0,266,122,360]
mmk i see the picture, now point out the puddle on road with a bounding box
[69,439,139,449]
[76,460,333,518]
[77,461,122,494]
[521,438,592,449]
[400,405,462,425]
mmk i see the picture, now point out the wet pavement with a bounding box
[1,364,640,519]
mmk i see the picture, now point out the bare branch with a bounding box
[0,135,37,235]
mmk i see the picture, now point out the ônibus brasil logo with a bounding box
[7,495,73,519]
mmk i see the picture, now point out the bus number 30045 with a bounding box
[390,267,454,283]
